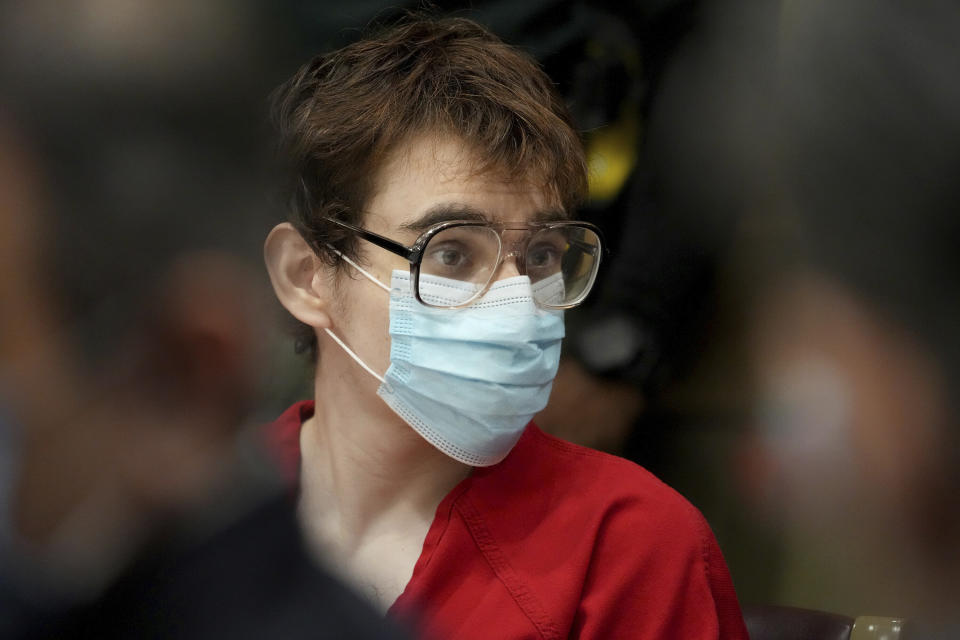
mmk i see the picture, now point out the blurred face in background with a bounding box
[743,269,958,620]
[749,274,948,528]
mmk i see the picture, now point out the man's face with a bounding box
[323,134,561,391]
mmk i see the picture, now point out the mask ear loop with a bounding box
[321,244,390,386]
[322,327,386,384]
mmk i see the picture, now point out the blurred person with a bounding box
[656,0,960,633]
[0,2,408,638]
[749,0,960,631]
[263,15,748,639]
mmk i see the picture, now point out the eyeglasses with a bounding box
[324,217,604,309]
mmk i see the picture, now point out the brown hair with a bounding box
[271,15,587,355]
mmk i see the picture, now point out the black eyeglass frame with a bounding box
[323,217,605,309]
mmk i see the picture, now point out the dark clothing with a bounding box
[2,496,407,640]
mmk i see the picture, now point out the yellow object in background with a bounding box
[585,109,640,205]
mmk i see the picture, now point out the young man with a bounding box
[265,16,748,639]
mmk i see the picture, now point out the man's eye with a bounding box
[426,242,473,271]
[527,243,563,268]
[439,249,464,266]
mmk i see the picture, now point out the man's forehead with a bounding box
[366,134,564,230]
[398,202,566,233]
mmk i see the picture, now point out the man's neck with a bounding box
[297,366,471,555]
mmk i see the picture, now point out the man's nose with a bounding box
[492,250,523,280]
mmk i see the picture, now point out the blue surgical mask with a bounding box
[325,259,564,466]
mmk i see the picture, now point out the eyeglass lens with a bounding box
[417,225,600,308]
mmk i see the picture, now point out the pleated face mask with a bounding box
[325,257,564,467]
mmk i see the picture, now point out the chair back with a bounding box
[743,604,854,640]
[743,605,905,640]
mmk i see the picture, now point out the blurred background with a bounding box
[0,1,406,637]
[2,0,959,633]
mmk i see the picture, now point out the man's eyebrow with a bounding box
[527,209,568,223]
[400,203,568,232]
[400,204,488,232]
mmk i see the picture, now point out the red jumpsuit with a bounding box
[268,401,748,640]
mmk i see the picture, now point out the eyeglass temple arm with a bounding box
[567,238,602,256]
[558,221,607,256]
[325,217,417,262]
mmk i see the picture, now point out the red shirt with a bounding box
[267,401,748,640]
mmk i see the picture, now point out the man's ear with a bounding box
[264,222,332,330]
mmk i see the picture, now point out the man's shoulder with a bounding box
[449,425,730,638]
[519,424,697,508]
[470,423,707,541]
